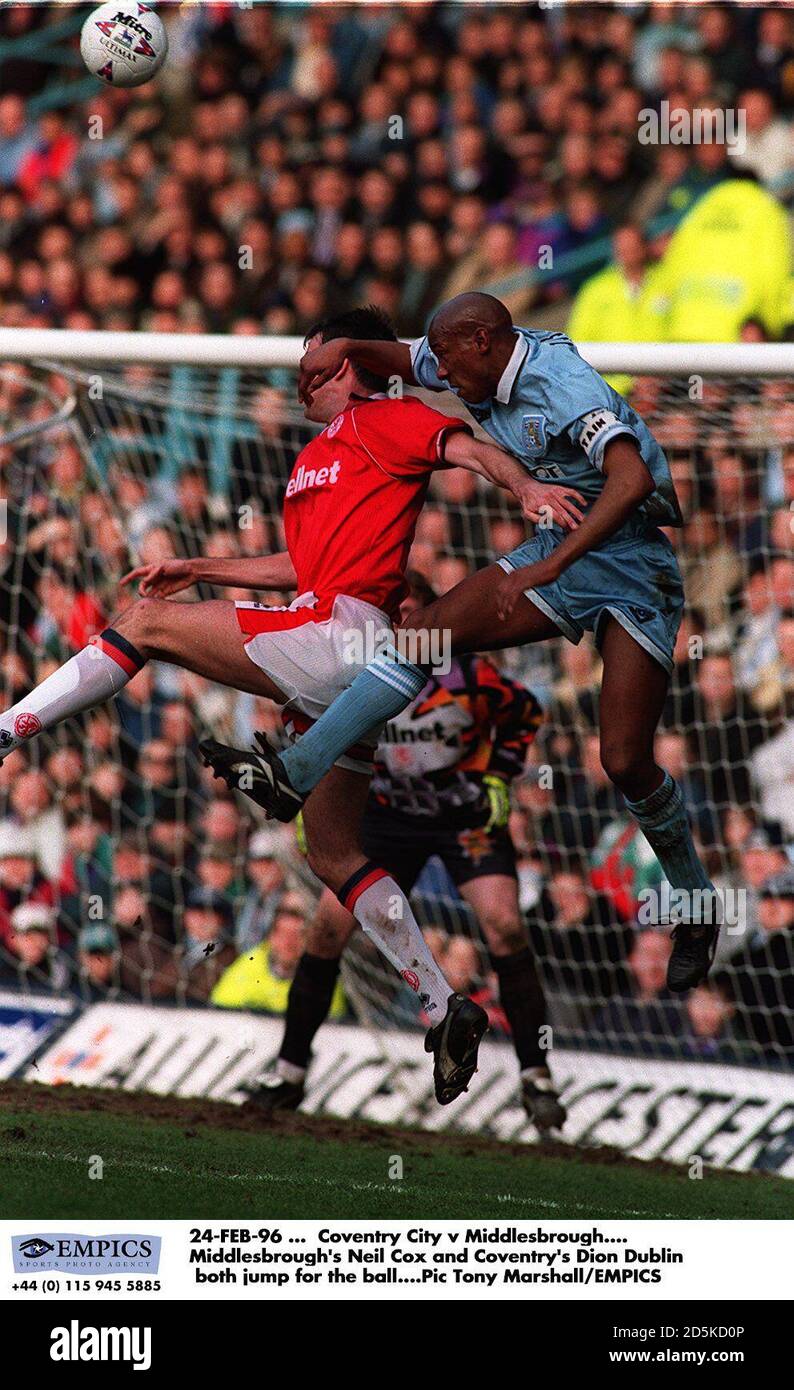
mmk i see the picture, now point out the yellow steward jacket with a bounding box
[211,941,346,1017]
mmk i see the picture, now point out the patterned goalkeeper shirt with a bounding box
[369,654,543,824]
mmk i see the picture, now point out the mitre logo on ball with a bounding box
[80,2,167,87]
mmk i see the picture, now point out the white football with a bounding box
[80,2,167,88]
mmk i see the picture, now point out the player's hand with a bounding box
[496,556,562,621]
[120,558,198,598]
[513,479,585,531]
[482,773,511,831]
[298,338,349,403]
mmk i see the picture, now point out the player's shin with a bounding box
[0,627,144,756]
[338,862,453,1018]
[491,946,548,1069]
[280,644,427,796]
[277,951,342,1080]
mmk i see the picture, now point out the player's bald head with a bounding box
[429,293,514,345]
[426,293,517,401]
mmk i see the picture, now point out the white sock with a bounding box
[0,627,144,756]
[275,1058,307,1084]
[521,1066,553,1086]
[341,866,453,1019]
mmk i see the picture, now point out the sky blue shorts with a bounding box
[498,525,684,674]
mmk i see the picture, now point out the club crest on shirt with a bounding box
[521,413,547,457]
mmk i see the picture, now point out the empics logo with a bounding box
[12,1232,161,1274]
[50,1320,152,1372]
[18,1237,55,1259]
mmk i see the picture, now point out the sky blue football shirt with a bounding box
[410,328,682,528]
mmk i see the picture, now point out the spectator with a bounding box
[8,766,65,882]
[750,704,794,836]
[235,826,292,951]
[681,979,741,1061]
[72,923,124,1002]
[677,509,743,639]
[689,653,766,812]
[595,930,684,1056]
[734,565,781,698]
[0,902,68,993]
[655,177,792,342]
[0,94,36,186]
[530,865,632,1005]
[442,221,535,322]
[212,901,345,1016]
[123,887,236,1004]
[730,872,794,1059]
[0,823,57,948]
[749,607,794,713]
[590,812,665,924]
[567,224,667,394]
[17,112,78,200]
[730,89,794,188]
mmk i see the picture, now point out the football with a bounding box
[80,1,167,88]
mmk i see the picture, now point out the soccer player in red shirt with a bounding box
[0,307,582,1105]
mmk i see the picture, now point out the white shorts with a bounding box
[235,591,392,774]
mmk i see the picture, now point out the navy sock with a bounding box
[280,952,341,1070]
[492,947,548,1070]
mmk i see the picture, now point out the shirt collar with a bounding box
[495,332,530,405]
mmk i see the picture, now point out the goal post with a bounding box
[1,326,794,373]
[0,333,792,1076]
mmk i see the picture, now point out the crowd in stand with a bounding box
[0,5,792,1067]
[0,4,793,339]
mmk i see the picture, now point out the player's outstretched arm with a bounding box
[122,552,297,598]
[495,437,654,619]
[299,338,415,401]
[443,432,585,531]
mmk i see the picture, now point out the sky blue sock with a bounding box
[624,773,715,908]
[280,645,427,795]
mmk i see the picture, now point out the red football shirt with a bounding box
[283,395,470,619]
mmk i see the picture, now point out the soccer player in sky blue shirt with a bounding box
[206,293,720,994]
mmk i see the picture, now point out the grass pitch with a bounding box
[1,1082,789,1220]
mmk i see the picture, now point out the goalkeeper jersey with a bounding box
[370,654,542,823]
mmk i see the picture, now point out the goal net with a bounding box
[0,334,792,1077]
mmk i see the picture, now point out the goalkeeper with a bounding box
[247,575,566,1132]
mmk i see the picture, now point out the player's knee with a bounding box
[305,843,329,882]
[118,596,163,649]
[305,842,346,893]
[600,738,646,790]
[479,912,526,957]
